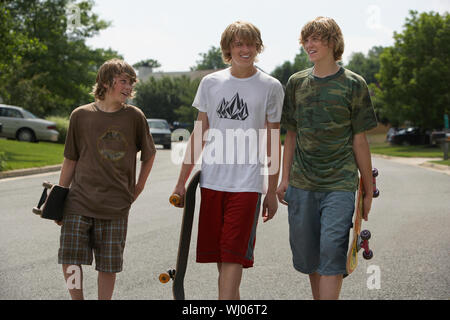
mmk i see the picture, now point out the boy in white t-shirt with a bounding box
[172,21,284,300]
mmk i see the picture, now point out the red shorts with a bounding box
[196,188,262,268]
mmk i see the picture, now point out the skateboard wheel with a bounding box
[159,273,170,283]
[373,189,380,198]
[363,249,373,260]
[361,229,371,241]
[43,181,53,189]
[372,168,378,177]
[169,194,181,206]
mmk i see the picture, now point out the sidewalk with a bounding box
[372,154,450,175]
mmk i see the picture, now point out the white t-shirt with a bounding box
[193,67,284,193]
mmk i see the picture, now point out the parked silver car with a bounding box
[0,104,59,142]
[147,118,172,149]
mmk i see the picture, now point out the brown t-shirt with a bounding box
[63,103,156,219]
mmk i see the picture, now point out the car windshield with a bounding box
[148,121,169,129]
[21,109,38,119]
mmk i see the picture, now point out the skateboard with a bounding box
[159,170,201,300]
[32,181,69,221]
[344,168,379,277]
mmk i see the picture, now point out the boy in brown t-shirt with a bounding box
[56,59,156,300]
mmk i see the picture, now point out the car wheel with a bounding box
[17,128,36,142]
[164,144,171,150]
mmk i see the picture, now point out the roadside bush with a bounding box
[0,151,7,171]
[46,116,69,144]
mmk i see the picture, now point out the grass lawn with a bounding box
[0,138,64,171]
[430,159,450,166]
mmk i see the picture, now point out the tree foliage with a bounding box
[134,76,200,124]
[191,46,227,71]
[345,46,384,85]
[271,47,313,85]
[0,0,120,117]
[375,11,450,129]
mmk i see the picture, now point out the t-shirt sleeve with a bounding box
[136,111,156,161]
[192,77,208,112]
[280,77,297,132]
[63,110,80,161]
[351,78,378,134]
[266,81,285,123]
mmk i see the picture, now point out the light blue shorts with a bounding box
[284,185,355,276]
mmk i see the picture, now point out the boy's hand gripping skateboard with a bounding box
[32,181,69,221]
[345,168,379,277]
[159,171,201,300]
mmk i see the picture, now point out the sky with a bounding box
[84,0,450,74]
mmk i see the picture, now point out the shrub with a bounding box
[0,151,7,171]
[46,116,69,144]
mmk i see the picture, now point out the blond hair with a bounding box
[220,21,264,64]
[300,17,344,61]
[92,59,137,100]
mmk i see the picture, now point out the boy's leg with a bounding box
[98,272,116,300]
[319,275,343,300]
[308,272,321,300]
[217,262,243,300]
[92,217,128,300]
[317,191,355,299]
[58,214,94,300]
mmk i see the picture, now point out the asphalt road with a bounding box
[0,144,449,300]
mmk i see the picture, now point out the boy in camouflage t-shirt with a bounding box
[276,17,377,300]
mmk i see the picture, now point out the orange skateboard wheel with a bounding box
[159,273,170,283]
[169,194,181,206]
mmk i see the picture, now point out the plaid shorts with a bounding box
[58,214,128,273]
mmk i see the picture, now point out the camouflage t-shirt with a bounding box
[281,67,377,192]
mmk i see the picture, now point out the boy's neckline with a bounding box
[310,66,344,81]
[228,67,259,80]
[93,102,126,114]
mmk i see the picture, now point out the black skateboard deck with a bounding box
[32,181,69,221]
[159,170,201,300]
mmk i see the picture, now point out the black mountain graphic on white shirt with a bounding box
[216,92,249,121]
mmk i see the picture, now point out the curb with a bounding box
[419,161,450,171]
[372,153,449,172]
[0,165,62,179]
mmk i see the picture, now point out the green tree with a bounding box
[134,76,200,124]
[271,47,313,85]
[191,46,227,71]
[345,46,384,85]
[133,59,161,69]
[1,0,120,117]
[376,11,450,129]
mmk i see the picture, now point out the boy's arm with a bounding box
[55,158,77,225]
[172,111,209,207]
[134,154,156,201]
[262,122,281,223]
[353,132,373,221]
[276,130,296,205]
[58,158,77,187]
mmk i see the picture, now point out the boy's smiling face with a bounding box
[105,73,133,103]
[230,36,257,69]
[303,34,335,64]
